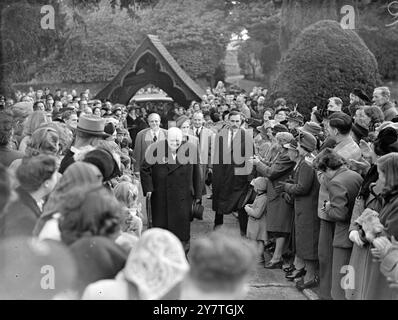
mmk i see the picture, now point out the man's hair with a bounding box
[188,231,255,293]
[313,148,345,172]
[229,110,241,118]
[328,112,352,135]
[33,101,45,111]
[16,155,57,192]
[374,87,391,99]
[0,110,14,146]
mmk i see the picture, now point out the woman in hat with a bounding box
[354,106,385,135]
[277,132,321,289]
[82,228,189,300]
[250,132,296,269]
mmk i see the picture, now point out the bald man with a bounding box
[140,127,202,253]
[132,113,167,175]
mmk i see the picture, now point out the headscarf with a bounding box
[33,162,103,236]
[123,228,189,300]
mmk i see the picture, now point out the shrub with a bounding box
[268,20,381,120]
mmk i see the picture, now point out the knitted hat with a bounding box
[351,123,369,141]
[250,177,268,192]
[123,228,189,300]
[299,121,322,137]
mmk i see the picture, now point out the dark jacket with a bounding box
[326,167,363,248]
[126,115,148,149]
[212,128,254,215]
[256,149,295,234]
[0,186,42,238]
[140,140,202,242]
[284,158,320,260]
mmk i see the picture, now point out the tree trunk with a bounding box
[279,0,358,55]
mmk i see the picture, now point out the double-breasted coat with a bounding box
[255,149,295,234]
[284,158,320,260]
[212,128,253,215]
[140,140,202,242]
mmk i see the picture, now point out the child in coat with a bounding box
[245,177,268,263]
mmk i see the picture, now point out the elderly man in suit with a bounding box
[189,111,215,198]
[140,127,202,253]
[132,113,167,176]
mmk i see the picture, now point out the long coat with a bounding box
[140,140,202,242]
[346,181,384,300]
[361,188,398,300]
[212,128,253,215]
[284,158,320,260]
[326,167,363,249]
[256,149,295,234]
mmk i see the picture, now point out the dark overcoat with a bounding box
[140,140,202,242]
[284,158,320,260]
[212,128,253,215]
[255,149,295,234]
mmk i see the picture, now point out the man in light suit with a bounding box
[133,113,167,176]
[189,111,215,197]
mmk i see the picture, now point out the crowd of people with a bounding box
[0,81,398,300]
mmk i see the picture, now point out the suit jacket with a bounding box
[189,126,215,169]
[326,167,363,248]
[132,128,167,173]
[0,186,42,238]
[212,128,254,214]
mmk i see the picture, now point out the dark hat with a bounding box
[190,201,204,221]
[77,114,109,137]
[328,112,352,134]
[83,148,117,181]
[272,123,288,135]
[352,88,371,104]
[374,127,398,156]
[298,131,317,152]
[299,121,322,137]
[287,111,304,125]
[351,123,369,141]
[104,122,116,135]
[275,105,290,114]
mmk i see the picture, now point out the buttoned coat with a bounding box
[140,140,202,242]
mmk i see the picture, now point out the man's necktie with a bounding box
[196,128,201,142]
[153,135,157,142]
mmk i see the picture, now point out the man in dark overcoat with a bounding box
[140,127,202,253]
[212,111,254,231]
